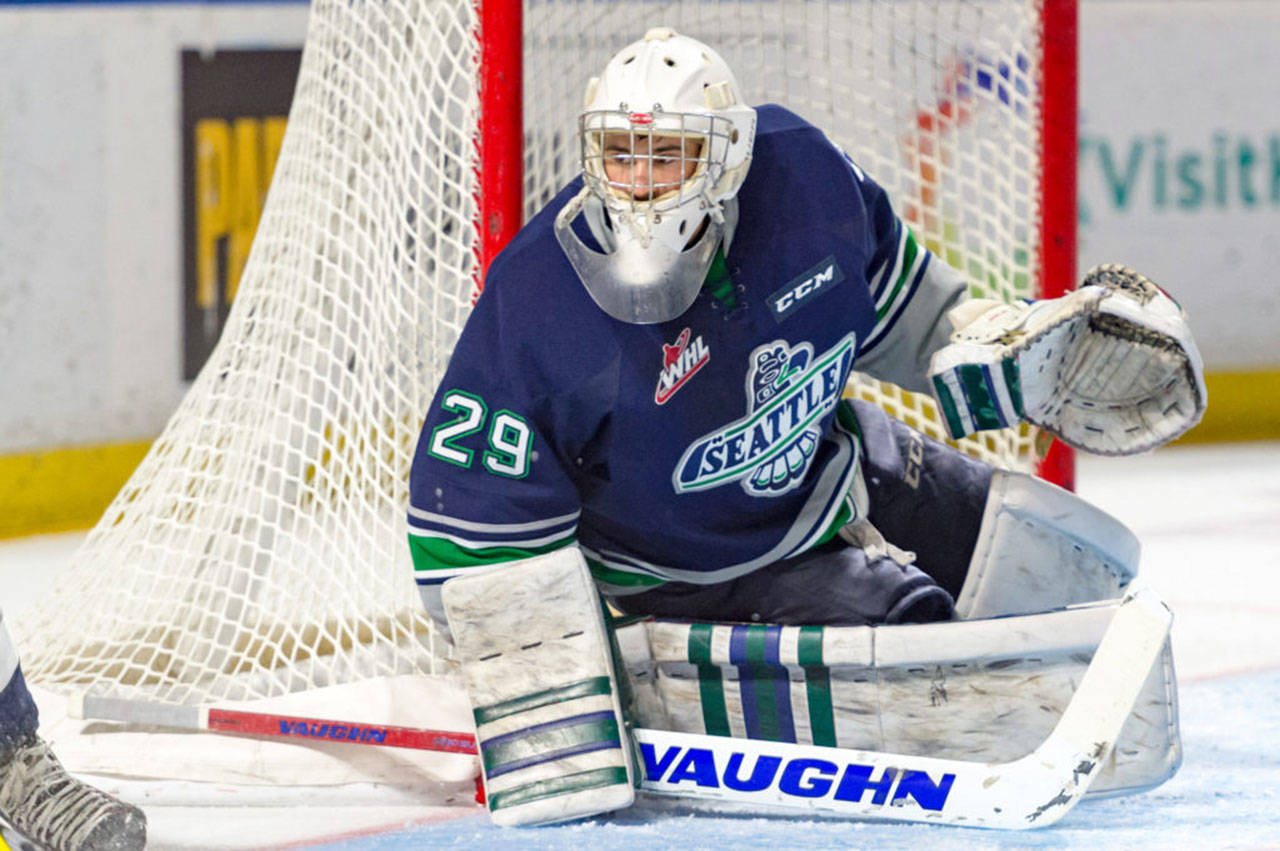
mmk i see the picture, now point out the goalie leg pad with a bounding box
[955,469,1139,619]
[442,548,635,826]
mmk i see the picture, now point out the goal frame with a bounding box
[18,0,1090,757]
[477,0,1079,489]
[1035,0,1078,489]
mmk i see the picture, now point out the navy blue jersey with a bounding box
[408,105,962,596]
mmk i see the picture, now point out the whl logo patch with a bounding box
[656,327,710,405]
[673,332,857,497]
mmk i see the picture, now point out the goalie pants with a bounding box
[0,608,39,758]
[611,401,992,626]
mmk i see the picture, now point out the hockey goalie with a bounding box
[409,30,1204,827]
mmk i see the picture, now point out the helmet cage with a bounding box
[555,30,757,323]
[579,107,742,225]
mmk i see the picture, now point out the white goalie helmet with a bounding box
[554,28,757,324]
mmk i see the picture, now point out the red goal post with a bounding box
[1036,0,1078,489]
[476,0,1079,488]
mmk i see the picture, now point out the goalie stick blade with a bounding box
[634,587,1172,830]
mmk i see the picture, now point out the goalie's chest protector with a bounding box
[433,107,888,581]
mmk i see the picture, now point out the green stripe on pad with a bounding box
[481,715,620,773]
[932,374,967,439]
[488,766,630,812]
[958,364,1004,431]
[797,625,825,666]
[688,624,731,736]
[804,666,837,747]
[744,625,770,665]
[686,623,714,664]
[474,676,612,726]
[743,626,781,741]
[1001,356,1024,418]
[798,626,836,746]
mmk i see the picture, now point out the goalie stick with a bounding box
[67,587,1169,830]
[66,697,477,755]
[66,698,490,806]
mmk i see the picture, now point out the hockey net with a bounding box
[17,0,1074,725]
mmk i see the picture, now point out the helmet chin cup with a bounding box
[555,189,720,325]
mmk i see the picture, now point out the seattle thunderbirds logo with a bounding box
[673,332,857,497]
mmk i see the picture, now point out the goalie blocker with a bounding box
[441,550,637,826]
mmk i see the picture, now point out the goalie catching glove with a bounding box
[928,264,1206,455]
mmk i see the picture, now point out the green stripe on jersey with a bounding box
[704,248,736,311]
[585,558,667,590]
[408,533,571,573]
[875,225,920,322]
[812,498,853,549]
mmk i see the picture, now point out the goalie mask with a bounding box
[554,28,757,324]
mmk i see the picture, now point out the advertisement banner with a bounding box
[1078,1,1280,370]
[181,49,301,379]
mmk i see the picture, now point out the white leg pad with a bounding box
[442,548,636,826]
[955,469,1140,619]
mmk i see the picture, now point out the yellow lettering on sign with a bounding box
[195,118,232,313]
[193,115,289,309]
[263,116,287,187]
[227,117,260,303]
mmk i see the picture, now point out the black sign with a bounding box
[181,49,301,380]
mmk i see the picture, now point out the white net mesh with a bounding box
[17,0,1054,707]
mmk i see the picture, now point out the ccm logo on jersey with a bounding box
[640,742,955,811]
[768,256,844,322]
[656,327,710,405]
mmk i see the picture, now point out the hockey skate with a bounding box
[0,734,145,851]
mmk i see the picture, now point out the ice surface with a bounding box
[3,442,1278,848]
